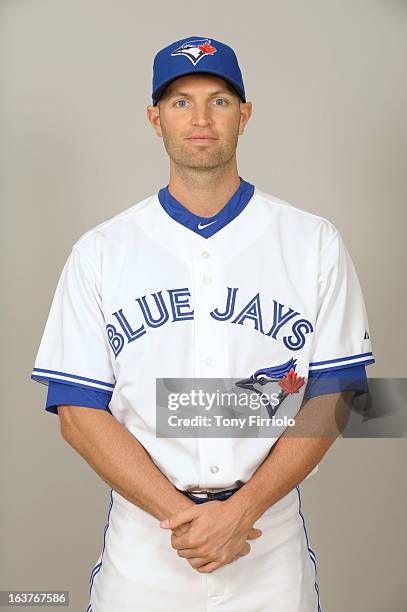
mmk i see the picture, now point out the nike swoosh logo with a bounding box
[198,220,217,230]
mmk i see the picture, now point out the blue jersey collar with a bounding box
[157,176,255,238]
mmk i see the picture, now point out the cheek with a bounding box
[217,112,241,131]
[162,111,188,130]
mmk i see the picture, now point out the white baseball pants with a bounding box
[87,485,322,611]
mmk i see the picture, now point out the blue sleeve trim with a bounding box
[305,364,369,399]
[45,381,113,416]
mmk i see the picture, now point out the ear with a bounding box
[146,104,163,138]
[238,101,253,136]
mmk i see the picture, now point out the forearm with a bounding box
[228,391,354,524]
[58,406,194,521]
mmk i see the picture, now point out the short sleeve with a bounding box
[31,245,116,401]
[308,228,375,374]
[45,381,113,416]
[305,365,369,399]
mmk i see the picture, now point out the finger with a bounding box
[239,542,251,556]
[186,557,212,570]
[160,507,198,530]
[172,523,191,537]
[247,527,263,539]
[177,548,203,559]
[231,542,251,561]
[196,561,222,573]
[170,530,195,550]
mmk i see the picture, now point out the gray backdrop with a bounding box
[1,0,406,610]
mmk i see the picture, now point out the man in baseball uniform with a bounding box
[31,36,375,611]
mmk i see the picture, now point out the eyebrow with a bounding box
[166,89,235,100]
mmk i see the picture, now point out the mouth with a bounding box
[186,137,218,144]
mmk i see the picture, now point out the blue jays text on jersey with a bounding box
[107,286,314,359]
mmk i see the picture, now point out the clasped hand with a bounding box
[160,499,262,573]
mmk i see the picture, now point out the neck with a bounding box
[167,159,241,218]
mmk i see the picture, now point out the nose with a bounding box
[191,101,212,126]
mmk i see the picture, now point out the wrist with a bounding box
[156,491,195,521]
[224,490,264,527]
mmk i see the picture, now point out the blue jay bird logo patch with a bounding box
[170,38,218,65]
[236,357,305,418]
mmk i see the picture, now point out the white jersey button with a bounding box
[205,356,214,366]
[203,274,212,285]
[201,250,210,259]
[210,466,219,474]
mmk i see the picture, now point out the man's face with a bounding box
[147,74,252,171]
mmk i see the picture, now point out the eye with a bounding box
[174,99,188,108]
[214,98,228,105]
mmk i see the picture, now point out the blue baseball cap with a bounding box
[151,36,246,106]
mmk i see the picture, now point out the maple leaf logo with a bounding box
[278,368,305,394]
[199,42,217,55]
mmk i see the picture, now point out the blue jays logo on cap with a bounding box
[151,35,246,106]
[170,38,218,65]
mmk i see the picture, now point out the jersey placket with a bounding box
[191,242,234,490]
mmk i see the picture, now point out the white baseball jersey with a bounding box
[31,177,374,489]
[31,177,374,611]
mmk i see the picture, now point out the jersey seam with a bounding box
[72,244,102,283]
[256,189,338,228]
[73,195,156,250]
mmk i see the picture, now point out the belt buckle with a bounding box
[185,489,212,499]
[184,482,242,499]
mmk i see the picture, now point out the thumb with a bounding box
[247,527,263,539]
[160,506,198,530]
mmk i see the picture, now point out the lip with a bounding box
[186,137,218,143]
